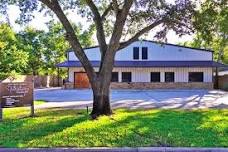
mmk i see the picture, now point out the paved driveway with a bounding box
[34,88,228,109]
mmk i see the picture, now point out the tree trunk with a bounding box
[90,80,112,119]
[90,50,115,118]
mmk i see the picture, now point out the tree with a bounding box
[17,27,45,75]
[16,22,94,77]
[39,22,70,76]
[0,23,28,79]
[191,0,228,63]
[182,0,228,89]
[40,21,95,76]
[0,0,195,118]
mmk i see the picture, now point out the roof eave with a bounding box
[66,39,213,53]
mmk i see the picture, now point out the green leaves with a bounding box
[0,21,94,79]
[0,23,29,78]
[17,27,45,75]
[40,21,94,76]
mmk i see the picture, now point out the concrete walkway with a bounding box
[0,147,228,152]
[35,88,228,110]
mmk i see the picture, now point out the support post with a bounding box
[0,102,2,122]
[67,68,69,81]
[214,67,219,89]
[57,68,60,87]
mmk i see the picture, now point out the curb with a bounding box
[0,147,227,152]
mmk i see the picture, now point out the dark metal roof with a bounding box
[67,39,213,53]
[57,61,227,68]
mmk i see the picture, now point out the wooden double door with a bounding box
[74,72,90,88]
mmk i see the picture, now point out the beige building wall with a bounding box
[68,67,213,83]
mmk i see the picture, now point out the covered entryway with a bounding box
[74,72,90,88]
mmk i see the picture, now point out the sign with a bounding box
[0,83,33,107]
[0,75,34,121]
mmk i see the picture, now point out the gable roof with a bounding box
[67,39,213,53]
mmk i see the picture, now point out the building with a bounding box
[57,40,227,89]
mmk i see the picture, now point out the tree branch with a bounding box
[39,0,97,86]
[112,0,119,14]
[119,19,165,50]
[101,3,113,21]
[100,0,133,72]
[85,0,107,53]
[109,0,134,47]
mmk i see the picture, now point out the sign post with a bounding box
[30,77,35,117]
[30,101,35,117]
[0,75,34,121]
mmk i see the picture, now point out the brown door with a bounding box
[74,72,90,88]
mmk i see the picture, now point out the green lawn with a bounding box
[0,107,227,148]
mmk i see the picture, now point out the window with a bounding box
[151,72,160,82]
[142,47,148,60]
[122,72,132,82]
[111,72,119,82]
[165,72,175,82]
[189,72,203,82]
[133,47,139,60]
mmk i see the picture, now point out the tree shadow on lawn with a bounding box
[79,109,227,147]
[0,109,227,148]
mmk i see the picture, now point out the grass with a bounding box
[0,107,227,148]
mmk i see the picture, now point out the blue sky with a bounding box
[2,5,194,45]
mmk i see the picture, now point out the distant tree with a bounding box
[0,23,28,79]
[0,0,195,118]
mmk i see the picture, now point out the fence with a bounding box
[218,75,228,91]
[34,75,62,88]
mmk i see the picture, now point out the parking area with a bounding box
[34,88,228,109]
